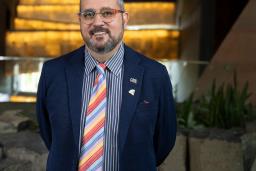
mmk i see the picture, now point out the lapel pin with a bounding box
[130,78,137,84]
[128,89,135,96]
[143,100,150,104]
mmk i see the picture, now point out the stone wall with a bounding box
[0,103,256,171]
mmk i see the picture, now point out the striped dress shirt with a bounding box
[79,44,124,171]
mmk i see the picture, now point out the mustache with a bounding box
[89,27,110,35]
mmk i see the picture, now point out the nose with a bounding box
[93,13,105,26]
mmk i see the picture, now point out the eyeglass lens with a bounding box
[80,8,123,24]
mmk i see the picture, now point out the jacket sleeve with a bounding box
[36,63,52,150]
[154,66,177,166]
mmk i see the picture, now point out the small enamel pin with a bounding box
[143,100,150,104]
[128,89,135,96]
[130,78,137,84]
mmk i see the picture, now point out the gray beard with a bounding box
[85,32,123,54]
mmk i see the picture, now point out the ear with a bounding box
[122,12,129,28]
[78,14,82,23]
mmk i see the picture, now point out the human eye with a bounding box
[101,9,115,18]
[82,10,95,19]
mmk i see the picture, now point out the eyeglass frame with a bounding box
[78,8,126,24]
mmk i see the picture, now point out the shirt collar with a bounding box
[105,43,124,77]
[84,48,98,76]
[84,43,124,77]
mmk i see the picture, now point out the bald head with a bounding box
[80,0,125,11]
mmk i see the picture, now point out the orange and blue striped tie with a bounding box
[79,64,107,171]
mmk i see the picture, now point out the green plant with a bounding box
[176,94,204,129]
[196,72,255,129]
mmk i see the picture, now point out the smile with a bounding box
[93,32,107,36]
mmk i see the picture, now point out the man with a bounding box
[36,0,176,170]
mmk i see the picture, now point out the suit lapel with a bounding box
[119,46,144,153]
[65,46,85,149]
[65,45,144,155]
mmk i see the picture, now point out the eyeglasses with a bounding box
[78,8,125,24]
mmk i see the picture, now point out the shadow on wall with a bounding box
[0,0,19,56]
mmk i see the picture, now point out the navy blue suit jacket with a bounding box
[36,45,176,171]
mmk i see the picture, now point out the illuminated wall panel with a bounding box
[125,3,176,25]
[124,30,179,59]
[10,96,36,102]
[14,18,178,31]
[8,2,179,60]
[17,3,176,25]
[14,18,80,30]
[6,30,179,59]
[19,0,77,5]
[17,5,79,24]
[20,0,176,5]
[6,31,82,57]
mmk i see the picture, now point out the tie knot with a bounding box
[96,63,106,75]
